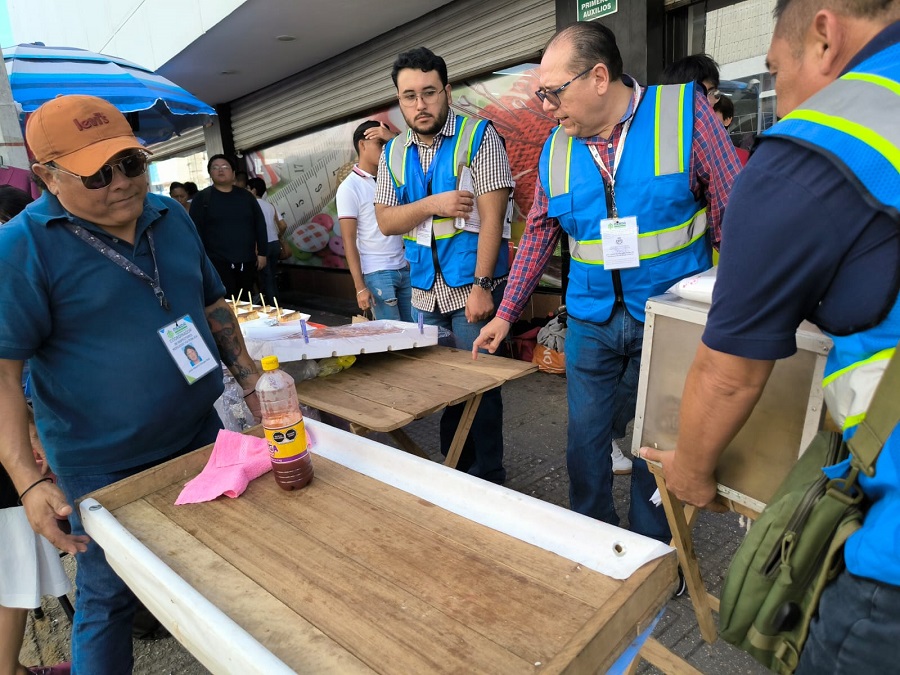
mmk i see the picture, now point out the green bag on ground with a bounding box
[718,345,900,674]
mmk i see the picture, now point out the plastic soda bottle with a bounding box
[256,355,314,490]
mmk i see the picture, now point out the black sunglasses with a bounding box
[51,152,150,190]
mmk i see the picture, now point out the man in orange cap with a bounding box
[0,95,262,673]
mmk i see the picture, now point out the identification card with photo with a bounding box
[158,315,219,384]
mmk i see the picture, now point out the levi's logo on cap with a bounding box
[73,112,111,131]
[26,94,147,175]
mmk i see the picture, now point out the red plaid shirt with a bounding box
[497,80,742,323]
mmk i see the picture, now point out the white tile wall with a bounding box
[706,0,776,66]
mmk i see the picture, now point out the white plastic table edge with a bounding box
[80,497,294,674]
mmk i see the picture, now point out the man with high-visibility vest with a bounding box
[474,22,740,541]
[375,47,513,484]
[641,1,900,670]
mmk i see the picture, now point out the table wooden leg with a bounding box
[388,428,430,459]
[443,393,482,469]
[650,467,719,644]
[639,638,703,675]
[349,423,430,460]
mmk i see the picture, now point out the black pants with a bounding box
[211,258,258,300]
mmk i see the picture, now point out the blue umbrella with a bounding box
[4,43,216,145]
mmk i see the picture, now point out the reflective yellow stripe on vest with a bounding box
[823,347,896,430]
[387,130,411,187]
[452,117,484,175]
[781,75,900,174]
[404,218,460,241]
[569,208,707,264]
[547,128,572,198]
[655,84,687,176]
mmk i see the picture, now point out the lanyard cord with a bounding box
[586,85,642,219]
[64,222,170,310]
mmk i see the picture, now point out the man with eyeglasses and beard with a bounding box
[474,22,740,546]
[0,95,263,674]
[375,47,513,485]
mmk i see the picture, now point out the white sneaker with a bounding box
[611,439,633,475]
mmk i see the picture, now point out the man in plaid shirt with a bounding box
[475,23,741,540]
[375,47,513,484]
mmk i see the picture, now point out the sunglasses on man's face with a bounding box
[51,153,150,190]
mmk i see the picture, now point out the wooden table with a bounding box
[82,420,677,674]
[285,346,537,468]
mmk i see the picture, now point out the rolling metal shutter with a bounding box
[146,126,206,161]
[230,0,555,152]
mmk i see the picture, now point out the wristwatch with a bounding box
[474,276,493,290]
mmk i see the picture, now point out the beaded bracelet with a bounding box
[17,476,53,505]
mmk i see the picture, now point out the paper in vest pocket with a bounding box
[453,165,513,238]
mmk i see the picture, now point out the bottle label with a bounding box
[264,420,309,462]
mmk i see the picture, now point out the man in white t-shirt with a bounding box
[335,121,412,320]
[248,177,287,303]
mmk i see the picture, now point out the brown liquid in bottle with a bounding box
[257,357,315,491]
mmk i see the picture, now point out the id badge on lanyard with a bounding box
[158,315,219,384]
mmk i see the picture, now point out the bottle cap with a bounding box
[261,355,280,371]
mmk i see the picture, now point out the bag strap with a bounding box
[847,340,900,477]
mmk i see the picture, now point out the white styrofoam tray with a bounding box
[241,319,439,362]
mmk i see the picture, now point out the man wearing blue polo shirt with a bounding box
[0,95,262,674]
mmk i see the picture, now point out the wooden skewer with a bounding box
[273,296,281,320]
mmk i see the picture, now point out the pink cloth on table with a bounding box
[175,429,272,505]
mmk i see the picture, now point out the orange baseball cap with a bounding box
[26,95,149,175]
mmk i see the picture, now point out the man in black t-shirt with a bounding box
[190,154,269,299]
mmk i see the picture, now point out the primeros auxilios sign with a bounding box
[577,0,618,22]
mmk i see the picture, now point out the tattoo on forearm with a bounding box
[207,306,254,382]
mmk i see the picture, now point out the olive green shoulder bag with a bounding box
[719,343,900,674]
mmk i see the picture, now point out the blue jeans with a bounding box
[364,267,413,321]
[796,570,900,674]
[55,410,222,675]
[612,355,639,439]
[261,240,282,302]
[566,308,669,541]
[415,282,506,483]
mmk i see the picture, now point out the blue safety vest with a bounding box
[385,114,509,290]
[539,84,711,323]
[765,40,900,585]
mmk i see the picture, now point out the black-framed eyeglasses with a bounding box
[535,66,594,107]
[50,152,150,190]
[398,87,447,108]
